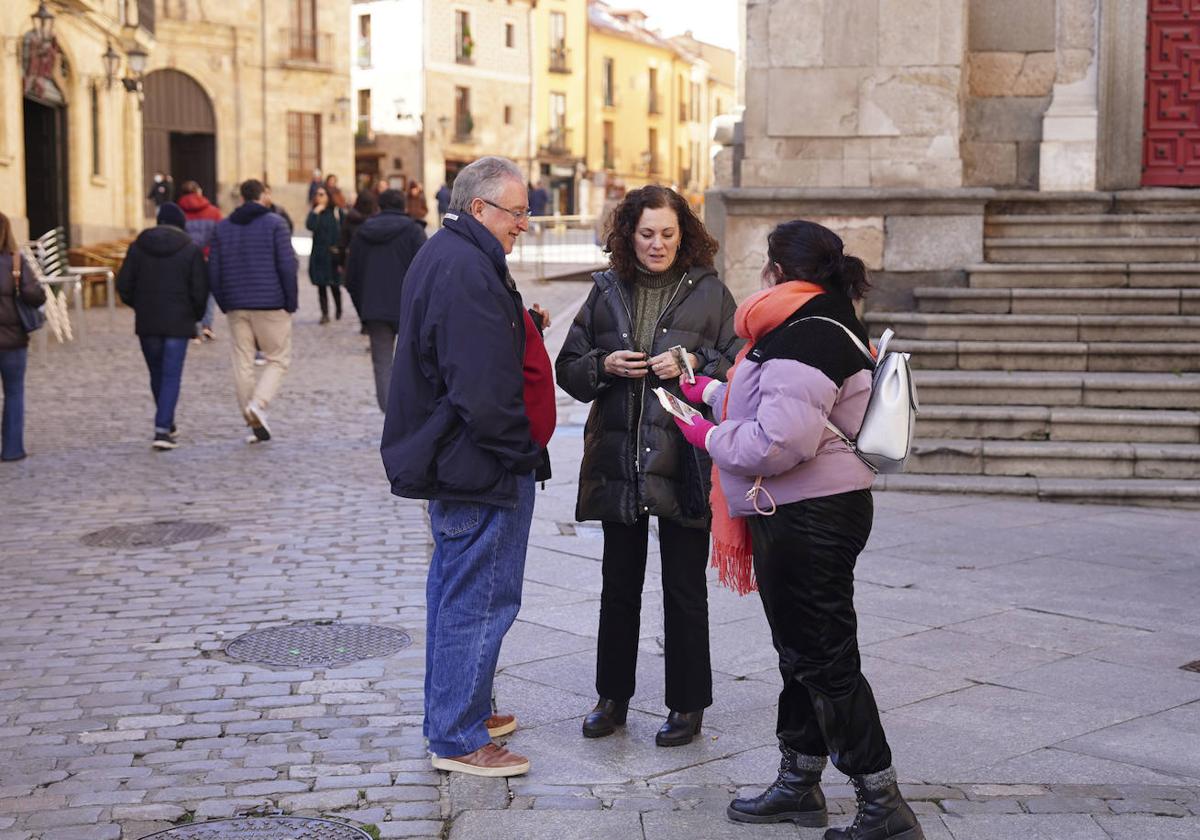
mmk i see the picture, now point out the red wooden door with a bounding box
[1144,0,1200,186]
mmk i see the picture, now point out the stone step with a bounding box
[865,312,1200,342]
[985,237,1200,263]
[890,339,1200,373]
[967,263,1200,289]
[916,405,1200,443]
[907,438,1200,480]
[913,287,1200,315]
[913,370,1200,410]
[875,474,1200,509]
[985,213,1200,239]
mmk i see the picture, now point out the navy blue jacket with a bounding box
[344,209,427,325]
[380,212,541,507]
[116,225,209,338]
[208,202,298,313]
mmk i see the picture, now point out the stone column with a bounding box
[1039,0,1100,191]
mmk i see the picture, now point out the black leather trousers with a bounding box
[748,489,893,777]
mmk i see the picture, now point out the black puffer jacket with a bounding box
[344,209,427,324]
[0,253,47,350]
[117,225,208,337]
[556,268,741,528]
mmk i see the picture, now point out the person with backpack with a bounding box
[672,219,925,840]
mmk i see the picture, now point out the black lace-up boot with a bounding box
[726,744,827,826]
[824,768,924,840]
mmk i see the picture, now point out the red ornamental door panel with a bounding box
[1144,0,1200,186]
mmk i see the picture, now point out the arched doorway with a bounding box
[143,70,217,213]
[21,32,70,240]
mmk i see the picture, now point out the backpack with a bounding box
[798,316,919,474]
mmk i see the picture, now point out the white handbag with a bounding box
[798,317,919,474]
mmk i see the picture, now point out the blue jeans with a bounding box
[0,348,27,460]
[424,472,536,757]
[200,294,217,330]
[139,336,190,433]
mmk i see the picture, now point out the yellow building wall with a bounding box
[585,27,681,195]
[532,0,587,166]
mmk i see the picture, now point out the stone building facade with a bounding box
[0,0,353,246]
[710,0,1162,302]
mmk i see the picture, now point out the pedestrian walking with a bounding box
[116,203,209,450]
[555,184,740,747]
[528,180,549,217]
[381,156,554,778]
[344,188,425,411]
[147,172,171,208]
[178,180,222,342]
[672,220,925,840]
[405,180,429,224]
[0,211,46,463]
[307,168,323,203]
[435,183,451,218]
[208,179,298,443]
[306,186,344,324]
[339,190,378,325]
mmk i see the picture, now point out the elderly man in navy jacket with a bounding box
[208,179,298,443]
[382,156,555,778]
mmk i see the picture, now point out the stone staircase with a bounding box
[865,195,1200,508]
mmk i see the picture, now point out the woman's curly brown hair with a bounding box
[604,185,718,279]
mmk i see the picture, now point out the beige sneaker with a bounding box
[431,743,530,777]
[486,713,517,738]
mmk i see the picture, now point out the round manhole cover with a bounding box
[225,621,412,667]
[137,817,373,840]
[81,521,228,549]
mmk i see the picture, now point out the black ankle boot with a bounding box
[655,709,703,747]
[824,770,924,840]
[727,744,827,826]
[582,698,628,738]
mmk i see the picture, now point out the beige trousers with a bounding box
[226,309,292,416]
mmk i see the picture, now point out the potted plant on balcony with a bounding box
[461,25,475,60]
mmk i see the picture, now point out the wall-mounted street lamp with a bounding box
[394,97,413,121]
[333,95,351,124]
[31,1,55,43]
[122,44,148,106]
[102,42,121,89]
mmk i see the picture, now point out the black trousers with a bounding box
[749,489,893,777]
[317,284,342,318]
[597,517,713,712]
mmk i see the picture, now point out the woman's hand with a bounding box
[647,350,698,380]
[604,350,649,379]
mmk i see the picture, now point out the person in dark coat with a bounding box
[435,183,451,217]
[178,180,223,341]
[116,203,209,450]
[344,188,426,411]
[147,172,172,207]
[381,156,555,779]
[306,186,344,324]
[555,184,740,747]
[0,211,47,462]
[528,180,550,217]
[208,179,299,443]
[406,180,429,224]
[339,190,377,324]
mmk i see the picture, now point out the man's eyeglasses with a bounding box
[478,198,533,221]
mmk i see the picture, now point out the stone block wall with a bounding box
[741,0,967,190]
[962,0,1098,188]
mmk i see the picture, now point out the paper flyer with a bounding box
[652,387,701,425]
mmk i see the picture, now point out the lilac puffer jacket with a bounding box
[705,297,876,517]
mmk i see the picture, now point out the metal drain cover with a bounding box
[82,520,227,549]
[225,621,411,667]
[138,816,373,839]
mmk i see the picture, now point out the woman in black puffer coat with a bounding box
[556,185,740,747]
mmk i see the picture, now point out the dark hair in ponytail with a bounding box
[766,219,870,300]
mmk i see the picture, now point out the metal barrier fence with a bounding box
[509,215,607,279]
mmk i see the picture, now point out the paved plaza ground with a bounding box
[2,264,1199,840]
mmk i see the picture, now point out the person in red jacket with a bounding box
[178,181,223,341]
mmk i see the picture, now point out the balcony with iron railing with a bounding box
[540,127,573,157]
[453,113,474,143]
[648,91,662,115]
[602,148,617,171]
[281,28,334,68]
[679,101,688,122]
[549,46,570,73]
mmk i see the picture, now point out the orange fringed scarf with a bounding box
[709,280,826,595]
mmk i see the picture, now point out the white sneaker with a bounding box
[246,402,271,442]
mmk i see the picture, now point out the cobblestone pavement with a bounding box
[3,261,1200,840]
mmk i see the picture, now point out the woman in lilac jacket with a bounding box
[674,220,924,840]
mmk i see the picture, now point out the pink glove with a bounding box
[674,415,715,451]
[679,375,715,405]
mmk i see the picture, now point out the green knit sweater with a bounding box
[631,266,683,357]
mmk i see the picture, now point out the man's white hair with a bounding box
[448,156,525,212]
